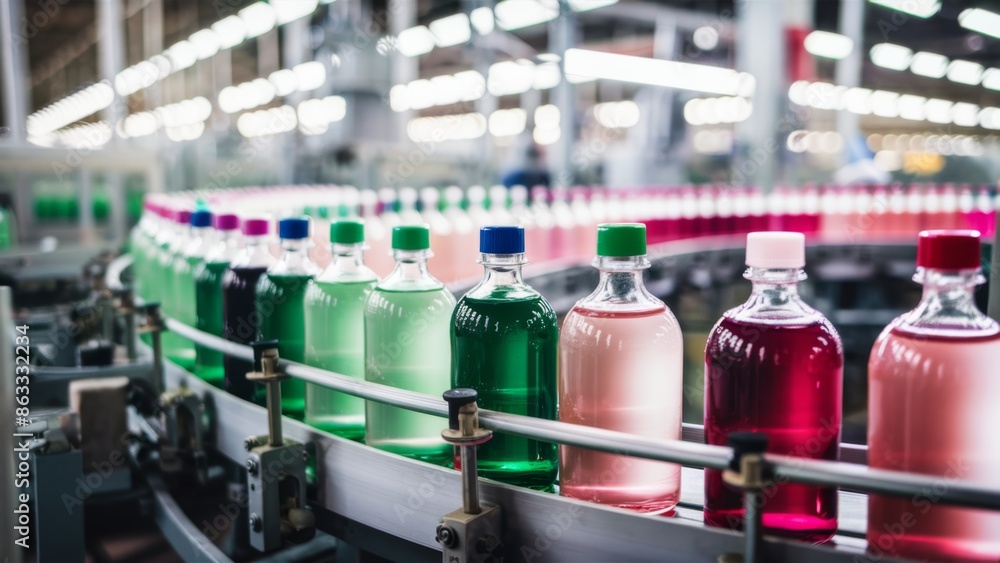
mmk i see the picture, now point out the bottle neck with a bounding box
[479,253,526,286]
[379,249,442,290]
[204,230,240,263]
[182,226,213,257]
[318,243,377,282]
[900,268,996,336]
[577,255,662,312]
[728,267,820,325]
[273,238,317,275]
[232,235,275,269]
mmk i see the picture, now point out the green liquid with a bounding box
[304,279,376,440]
[365,287,455,464]
[165,255,198,370]
[452,290,559,489]
[194,261,230,385]
[255,273,313,419]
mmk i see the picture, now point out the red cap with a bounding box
[917,230,982,270]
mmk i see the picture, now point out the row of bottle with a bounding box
[141,182,1000,284]
[131,201,1000,561]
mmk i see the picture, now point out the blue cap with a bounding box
[480,226,524,254]
[278,217,310,240]
[190,209,212,228]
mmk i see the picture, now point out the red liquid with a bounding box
[868,327,1000,562]
[704,318,843,543]
[222,266,268,403]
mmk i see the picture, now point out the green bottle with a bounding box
[365,225,455,465]
[193,213,241,385]
[304,219,377,439]
[168,209,213,370]
[451,226,558,489]
[155,209,193,367]
[255,217,318,419]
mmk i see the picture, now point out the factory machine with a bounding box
[3,233,999,563]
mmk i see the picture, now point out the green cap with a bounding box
[596,223,647,256]
[392,224,430,250]
[330,219,365,244]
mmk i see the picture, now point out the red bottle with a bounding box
[704,232,844,543]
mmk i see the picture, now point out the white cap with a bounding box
[746,232,805,269]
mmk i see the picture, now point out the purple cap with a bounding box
[242,218,269,236]
[174,209,192,224]
[214,213,239,231]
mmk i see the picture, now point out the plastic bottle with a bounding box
[559,224,683,514]
[444,186,479,281]
[489,185,514,225]
[254,217,319,419]
[223,218,277,403]
[868,230,1000,562]
[193,213,240,385]
[421,187,455,282]
[704,232,843,542]
[451,226,558,489]
[168,209,213,370]
[360,189,394,277]
[549,187,576,259]
[528,186,555,262]
[365,225,455,464]
[571,187,597,258]
[304,219,378,439]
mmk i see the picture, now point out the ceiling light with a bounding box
[869,0,940,19]
[533,62,561,90]
[389,85,410,112]
[959,8,1000,39]
[803,30,853,60]
[692,26,719,51]
[240,2,277,39]
[568,0,617,11]
[488,60,536,96]
[218,86,242,113]
[407,79,436,110]
[924,98,953,124]
[946,59,984,85]
[189,29,221,60]
[869,43,912,71]
[951,102,979,127]
[495,0,558,31]
[909,51,948,78]
[293,61,326,91]
[982,68,1000,91]
[429,13,471,47]
[269,69,298,96]
[397,25,436,57]
[271,0,317,25]
[869,90,899,118]
[535,104,560,128]
[212,15,248,49]
[431,75,461,106]
[897,94,926,120]
[564,48,752,96]
[166,40,198,71]
[488,108,527,137]
[842,87,872,114]
[470,7,495,35]
[453,70,486,101]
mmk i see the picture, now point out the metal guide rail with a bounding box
[160,317,1000,562]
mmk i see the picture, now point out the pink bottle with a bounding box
[704,232,843,542]
[550,187,576,259]
[559,224,683,514]
[679,186,699,238]
[801,184,822,236]
[528,186,555,262]
[360,189,394,277]
[868,230,1000,562]
[570,187,597,259]
[420,187,455,282]
[696,185,718,236]
[747,186,769,233]
[715,188,735,236]
[731,187,752,235]
[768,185,790,232]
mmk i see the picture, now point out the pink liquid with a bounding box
[558,307,683,514]
[868,327,1000,562]
[704,318,843,542]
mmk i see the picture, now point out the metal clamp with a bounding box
[138,303,166,395]
[437,388,504,563]
[244,340,314,552]
[158,387,208,484]
[719,432,771,563]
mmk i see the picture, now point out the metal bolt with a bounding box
[246,458,258,475]
[435,524,457,548]
[244,437,256,451]
[250,513,262,532]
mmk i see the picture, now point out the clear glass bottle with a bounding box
[365,225,455,465]
[559,224,684,514]
[193,213,241,385]
[451,226,558,489]
[254,217,319,419]
[868,230,1000,562]
[304,219,378,439]
[704,232,843,543]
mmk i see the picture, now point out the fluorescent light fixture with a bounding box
[535,104,560,128]
[946,59,984,85]
[951,102,979,127]
[429,13,471,47]
[293,61,326,91]
[189,29,221,60]
[212,15,248,48]
[982,68,1000,91]
[842,87,872,114]
[869,43,912,71]
[959,8,1000,39]
[564,48,751,96]
[869,0,940,19]
[453,70,486,101]
[488,108,527,136]
[533,62,561,90]
[407,112,487,142]
[488,60,536,96]
[26,82,115,137]
[389,84,410,112]
[924,98,953,123]
[238,105,297,138]
[271,0,317,25]
[166,40,198,71]
[397,25,436,57]
[533,125,560,145]
[240,2,277,39]
[269,69,298,96]
[115,68,141,96]
[470,7,495,34]
[568,0,618,11]
[595,100,642,128]
[495,0,558,31]
[910,51,948,78]
[431,75,461,106]
[803,30,853,59]
[407,79,436,110]
[869,90,900,118]
[979,107,1000,129]
[897,94,926,120]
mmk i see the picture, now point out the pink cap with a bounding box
[242,218,269,236]
[746,232,805,269]
[174,209,192,224]
[214,213,239,231]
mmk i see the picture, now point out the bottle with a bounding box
[304,219,378,439]
[168,209,213,370]
[559,224,683,513]
[703,232,843,542]
[130,201,158,301]
[443,186,479,281]
[867,230,1000,562]
[193,213,240,385]
[528,186,555,262]
[156,208,191,323]
[420,187,455,282]
[365,225,455,464]
[255,217,319,419]
[451,226,558,489]
[223,218,276,403]
[360,189,394,277]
